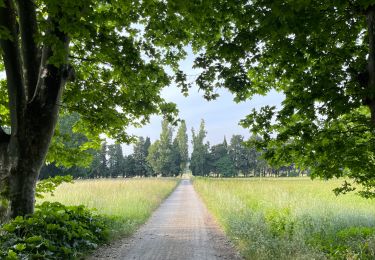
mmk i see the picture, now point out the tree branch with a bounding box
[366,5,375,125]
[69,55,111,66]
[0,0,26,134]
[16,0,39,101]
[28,14,70,108]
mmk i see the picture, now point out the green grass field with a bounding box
[39,178,179,237]
[194,177,375,259]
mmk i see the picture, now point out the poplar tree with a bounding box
[190,120,210,176]
[176,120,189,172]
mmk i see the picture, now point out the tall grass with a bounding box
[194,177,375,259]
[39,178,179,237]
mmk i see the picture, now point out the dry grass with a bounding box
[194,177,375,259]
[39,178,179,237]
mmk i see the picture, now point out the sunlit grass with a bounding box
[194,177,375,259]
[39,178,179,237]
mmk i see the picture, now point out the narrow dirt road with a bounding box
[89,179,241,260]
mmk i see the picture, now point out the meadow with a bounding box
[39,178,179,238]
[194,177,375,260]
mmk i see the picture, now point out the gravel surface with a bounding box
[88,179,242,260]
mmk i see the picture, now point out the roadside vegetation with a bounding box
[194,177,375,259]
[40,178,179,237]
[0,178,178,259]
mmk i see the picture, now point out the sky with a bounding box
[122,83,284,155]
[121,46,284,155]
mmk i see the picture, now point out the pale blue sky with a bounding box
[122,47,284,155]
[123,86,284,155]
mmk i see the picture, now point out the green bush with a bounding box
[0,202,109,259]
[264,207,294,237]
[309,227,375,259]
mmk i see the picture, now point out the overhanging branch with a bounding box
[16,0,39,101]
[28,14,70,108]
[0,0,26,133]
[366,5,375,125]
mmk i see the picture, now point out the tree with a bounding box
[171,138,182,176]
[99,142,108,178]
[143,137,151,158]
[228,135,248,176]
[190,119,210,176]
[133,137,153,177]
[87,141,108,179]
[209,140,231,177]
[146,120,178,176]
[215,155,236,178]
[108,143,124,178]
[123,155,136,178]
[244,136,260,177]
[0,0,191,220]
[151,1,375,195]
[147,140,162,176]
[176,120,189,172]
[40,113,98,179]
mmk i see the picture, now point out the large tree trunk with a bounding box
[0,0,70,221]
[1,64,66,220]
[366,5,375,125]
[8,90,63,218]
[0,136,10,220]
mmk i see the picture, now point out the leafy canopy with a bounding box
[147,0,375,194]
[0,0,191,165]
[2,0,375,195]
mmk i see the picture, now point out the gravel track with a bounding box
[88,179,241,260]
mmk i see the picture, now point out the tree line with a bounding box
[40,118,189,179]
[190,120,306,178]
[41,116,306,179]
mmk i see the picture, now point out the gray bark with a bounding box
[0,0,70,221]
[367,5,375,125]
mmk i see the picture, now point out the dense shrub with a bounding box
[0,202,109,259]
[310,227,375,259]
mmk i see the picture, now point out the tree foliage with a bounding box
[176,120,189,172]
[190,120,210,176]
[2,0,375,220]
[148,1,375,194]
[146,119,181,176]
[132,137,153,177]
[209,140,235,177]
[107,143,124,178]
[0,0,193,219]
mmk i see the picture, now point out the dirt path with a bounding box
[89,179,242,260]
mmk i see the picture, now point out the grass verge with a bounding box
[40,178,179,238]
[194,177,375,259]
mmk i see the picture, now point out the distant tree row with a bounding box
[190,120,307,177]
[40,118,189,179]
[40,115,306,179]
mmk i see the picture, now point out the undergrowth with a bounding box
[0,177,179,259]
[0,202,110,259]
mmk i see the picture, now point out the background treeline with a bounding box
[40,117,189,179]
[190,120,307,178]
[40,116,307,179]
